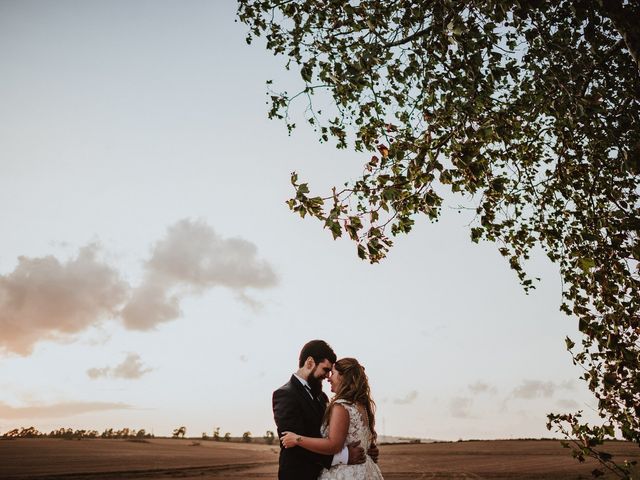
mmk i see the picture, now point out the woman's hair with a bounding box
[325,357,377,441]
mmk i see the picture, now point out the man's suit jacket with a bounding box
[273,375,333,480]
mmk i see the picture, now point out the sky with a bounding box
[0,0,599,441]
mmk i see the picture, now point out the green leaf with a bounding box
[565,337,575,350]
[578,257,595,272]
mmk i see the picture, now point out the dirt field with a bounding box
[0,438,638,479]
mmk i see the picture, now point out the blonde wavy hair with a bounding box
[324,357,377,441]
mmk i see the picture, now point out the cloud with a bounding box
[556,399,580,409]
[500,379,579,412]
[0,245,128,356]
[87,353,152,380]
[120,282,181,331]
[558,379,576,390]
[0,219,278,355]
[449,396,473,418]
[145,219,277,289]
[512,380,556,399]
[419,324,446,338]
[468,381,498,395]
[86,367,110,379]
[393,390,418,405]
[121,219,278,330]
[235,291,265,313]
[0,401,132,419]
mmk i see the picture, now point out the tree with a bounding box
[213,426,221,441]
[224,432,231,442]
[172,426,186,439]
[3,428,19,438]
[264,430,276,445]
[238,1,639,476]
[242,431,252,443]
[18,427,41,438]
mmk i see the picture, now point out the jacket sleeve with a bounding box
[272,388,333,469]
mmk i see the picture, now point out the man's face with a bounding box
[307,358,333,393]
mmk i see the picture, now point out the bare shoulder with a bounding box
[329,402,349,419]
[331,402,348,412]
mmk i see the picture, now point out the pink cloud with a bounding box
[0,400,132,419]
[0,245,128,356]
[0,219,278,355]
[87,353,153,380]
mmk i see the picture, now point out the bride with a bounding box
[281,357,384,480]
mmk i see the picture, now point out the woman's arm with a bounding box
[281,404,349,455]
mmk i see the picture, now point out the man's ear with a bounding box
[305,356,315,369]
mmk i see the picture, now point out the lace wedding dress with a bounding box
[318,400,384,480]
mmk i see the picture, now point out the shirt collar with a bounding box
[293,372,310,389]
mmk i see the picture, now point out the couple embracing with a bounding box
[273,339,384,480]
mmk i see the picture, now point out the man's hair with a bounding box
[298,339,336,368]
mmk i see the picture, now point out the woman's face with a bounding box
[328,366,343,393]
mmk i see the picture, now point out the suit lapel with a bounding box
[314,391,328,416]
[290,375,324,419]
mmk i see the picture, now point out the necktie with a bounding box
[304,384,314,399]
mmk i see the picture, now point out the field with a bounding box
[0,438,638,479]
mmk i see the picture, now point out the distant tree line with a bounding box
[203,426,232,441]
[1,427,153,440]
[2,426,276,444]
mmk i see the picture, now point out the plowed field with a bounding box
[0,438,637,479]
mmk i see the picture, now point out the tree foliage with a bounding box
[264,429,276,444]
[2,426,42,438]
[237,0,640,476]
[0,426,152,440]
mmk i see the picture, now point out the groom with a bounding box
[273,339,377,480]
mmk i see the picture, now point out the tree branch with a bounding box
[381,26,431,48]
[598,0,640,69]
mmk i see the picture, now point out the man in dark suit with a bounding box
[273,340,371,480]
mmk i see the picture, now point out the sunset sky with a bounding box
[0,0,599,441]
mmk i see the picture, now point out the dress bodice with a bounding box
[318,399,384,480]
[321,400,372,449]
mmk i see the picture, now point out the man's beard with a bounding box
[307,368,323,396]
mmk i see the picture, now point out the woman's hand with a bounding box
[280,431,302,448]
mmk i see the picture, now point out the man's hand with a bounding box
[347,440,365,465]
[367,443,379,463]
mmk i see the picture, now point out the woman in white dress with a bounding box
[281,357,384,480]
